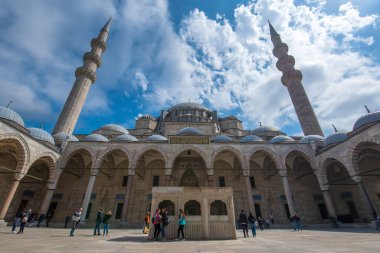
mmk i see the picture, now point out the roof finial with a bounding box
[332,124,338,132]
[259,121,262,127]
[268,20,282,46]
[6,100,12,108]
[40,122,44,129]
[364,105,370,113]
[102,17,112,33]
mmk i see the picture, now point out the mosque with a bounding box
[0,18,379,229]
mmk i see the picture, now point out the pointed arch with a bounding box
[0,134,30,172]
[133,145,167,169]
[320,156,355,187]
[347,137,380,175]
[167,146,211,169]
[95,145,132,169]
[26,152,58,183]
[58,145,94,169]
[247,146,281,170]
[211,145,247,170]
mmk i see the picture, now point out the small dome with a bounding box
[100,124,129,134]
[139,114,155,120]
[53,132,79,143]
[81,134,108,142]
[211,135,233,143]
[353,110,380,130]
[269,135,294,144]
[144,134,167,142]
[324,131,348,147]
[251,125,280,135]
[299,135,325,144]
[168,102,211,112]
[0,106,25,127]
[239,135,264,143]
[113,134,138,142]
[176,127,203,136]
[28,128,55,145]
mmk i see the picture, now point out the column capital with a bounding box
[165,168,172,176]
[207,168,214,176]
[128,168,136,176]
[90,168,99,176]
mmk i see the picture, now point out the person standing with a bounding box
[93,209,104,236]
[143,212,150,234]
[102,210,112,236]
[238,210,249,238]
[17,209,29,234]
[175,209,186,241]
[330,216,339,229]
[70,208,82,237]
[11,210,22,233]
[153,208,161,241]
[46,212,53,227]
[64,215,71,228]
[160,208,169,241]
[257,217,264,231]
[248,212,256,237]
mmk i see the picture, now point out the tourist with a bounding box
[102,210,112,236]
[143,212,150,234]
[46,212,53,227]
[238,210,249,238]
[257,217,264,230]
[330,215,339,229]
[289,215,296,231]
[28,213,37,227]
[64,215,71,228]
[248,212,257,237]
[11,210,22,233]
[36,213,46,227]
[270,213,274,224]
[94,209,104,236]
[160,208,169,241]
[293,214,303,231]
[17,209,29,234]
[175,209,186,241]
[70,207,82,237]
[265,217,270,229]
[153,208,161,240]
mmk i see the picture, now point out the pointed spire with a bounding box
[332,124,338,132]
[6,100,12,108]
[102,17,112,33]
[259,122,262,127]
[364,105,370,113]
[40,122,44,129]
[268,20,282,46]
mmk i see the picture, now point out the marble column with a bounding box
[0,178,21,220]
[281,175,295,216]
[202,197,209,239]
[357,182,377,217]
[165,168,172,186]
[39,187,55,215]
[322,190,336,217]
[121,175,134,222]
[207,168,214,187]
[81,169,98,221]
[244,176,255,215]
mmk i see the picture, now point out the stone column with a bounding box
[322,190,336,217]
[244,176,255,215]
[207,168,214,187]
[121,175,134,222]
[165,168,172,186]
[202,197,209,239]
[0,175,22,220]
[357,182,377,217]
[39,186,55,215]
[81,169,98,221]
[281,175,295,216]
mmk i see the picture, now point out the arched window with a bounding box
[184,200,201,215]
[158,200,175,215]
[210,200,228,215]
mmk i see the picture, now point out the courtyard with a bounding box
[0,226,378,253]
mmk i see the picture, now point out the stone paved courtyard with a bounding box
[0,226,378,253]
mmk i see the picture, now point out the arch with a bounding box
[95,145,132,169]
[283,147,316,169]
[210,200,228,215]
[167,146,211,169]
[133,145,167,169]
[59,145,94,169]
[348,138,380,175]
[26,152,58,183]
[211,145,247,170]
[184,200,201,215]
[247,146,281,170]
[0,134,30,172]
[158,200,175,215]
[320,157,355,186]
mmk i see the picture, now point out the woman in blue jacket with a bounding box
[175,209,186,240]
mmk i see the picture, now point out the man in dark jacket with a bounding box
[93,209,104,236]
[238,210,249,238]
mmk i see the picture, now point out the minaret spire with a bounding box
[53,18,112,134]
[268,22,324,136]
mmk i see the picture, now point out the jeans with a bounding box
[103,223,109,235]
[154,223,161,239]
[18,222,26,233]
[11,218,20,232]
[249,223,256,236]
[70,221,79,236]
[241,223,248,237]
[161,224,167,238]
[94,222,101,235]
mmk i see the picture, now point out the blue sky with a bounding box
[0,0,379,136]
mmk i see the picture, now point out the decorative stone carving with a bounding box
[75,67,96,83]
[83,52,102,68]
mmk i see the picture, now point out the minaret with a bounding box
[53,18,112,134]
[269,22,324,136]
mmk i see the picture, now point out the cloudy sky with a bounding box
[0,0,379,136]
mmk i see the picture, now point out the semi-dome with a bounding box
[144,134,168,142]
[112,134,138,142]
[28,128,55,145]
[0,106,25,127]
[324,131,348,147]
[251,125,280,135]
[53,132,79,143]
[239,135,264,143]
[353,110,380,130]
[299,135,324,144]
[176,127,203,136]
[99,124,129,134]
[269,135,294,144]
[81,134,108,142]
[211,135,233,143]
[168,102,211,112]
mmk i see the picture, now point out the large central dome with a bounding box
[164,102,214,123]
